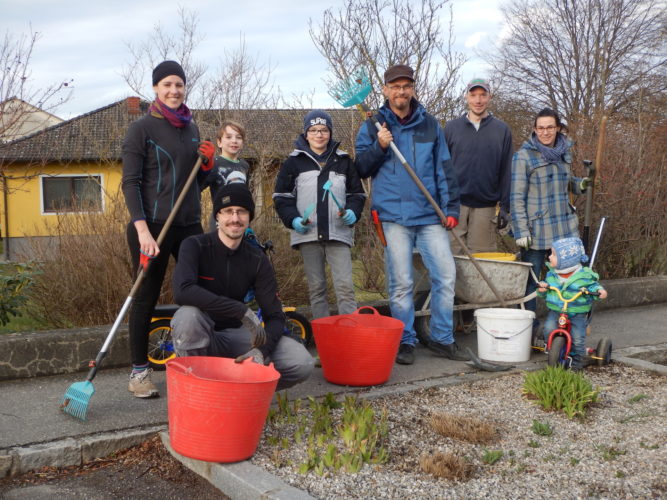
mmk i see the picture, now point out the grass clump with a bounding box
[530,419,553,436]
[523,366,600,419]
[429,413,498,444]
[420,452,473,480]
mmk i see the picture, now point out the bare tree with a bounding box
[309,0,467,120]
[121,6,206,104]
[0,28,72,142]
[489,0,667,127]
[195,35,280,115]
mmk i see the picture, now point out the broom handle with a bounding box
[84,156,205,382]
[358,103,507,307]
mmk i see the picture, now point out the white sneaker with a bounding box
[128,369,159,398]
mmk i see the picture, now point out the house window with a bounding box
[42,175,102,213]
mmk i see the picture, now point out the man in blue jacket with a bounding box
[355,64,469,365]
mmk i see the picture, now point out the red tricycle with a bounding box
[538,286,612,368]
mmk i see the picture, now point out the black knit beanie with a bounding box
[152,60,186,85]
[213,183,255,221]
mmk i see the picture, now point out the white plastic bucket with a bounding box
[474,308,536,362]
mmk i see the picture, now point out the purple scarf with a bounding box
[149,98,192,128]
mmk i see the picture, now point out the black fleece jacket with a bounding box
[172,231,285,357]
[121,113,209,226]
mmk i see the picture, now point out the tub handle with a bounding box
[167,359,194,376]
[355,306,380,315]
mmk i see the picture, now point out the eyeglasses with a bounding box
[386,84,414,92]
[535,125,557,133]
[219,207,250,218]
[307,128,330,136]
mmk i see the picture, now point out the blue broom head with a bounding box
[328,68,372,107]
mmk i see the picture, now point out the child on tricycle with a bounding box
[537,236,608,370]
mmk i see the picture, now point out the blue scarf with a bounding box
[531,132,569,163]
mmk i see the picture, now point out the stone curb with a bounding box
[613,343,667,375]
[0,425,164,478]
[159,431,315,500]
[1,276,665,382]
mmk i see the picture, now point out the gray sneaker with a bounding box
[128,369,159,398]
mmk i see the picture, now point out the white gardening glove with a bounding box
[516,236,532,249]
[241,309,267,347]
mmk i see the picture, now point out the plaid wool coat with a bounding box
[510,135,583,250]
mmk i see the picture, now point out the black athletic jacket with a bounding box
[122,113,209,226]
[172,231,285,357]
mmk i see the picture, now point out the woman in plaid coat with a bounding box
[510,108,588,317]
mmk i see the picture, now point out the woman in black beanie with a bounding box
[121,60,213,398]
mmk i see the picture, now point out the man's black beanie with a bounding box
[213,183,255,221]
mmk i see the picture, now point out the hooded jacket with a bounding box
[354,99,459,225]
[273,136,366,247]
[538,264,603,315]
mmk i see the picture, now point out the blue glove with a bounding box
[292,216,309,234]
[341,209,357,226]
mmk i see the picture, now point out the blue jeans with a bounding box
[521,248,548,314]
[382,222,456,346]
[543,310,588,368]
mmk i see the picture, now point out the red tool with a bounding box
[371,210,387,247]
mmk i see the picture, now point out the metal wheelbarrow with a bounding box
[412,252,536,342]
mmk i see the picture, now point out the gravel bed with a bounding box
[252,364,666,499]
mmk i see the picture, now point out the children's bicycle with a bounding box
[540,285,612,368]
[146,231,313,370]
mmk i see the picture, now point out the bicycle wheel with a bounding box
[284,310,313,346]
[147,318,176,370]
[547,335,567,367]
[595,338,613,366]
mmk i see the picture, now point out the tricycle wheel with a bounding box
[548,335,567,367]
[595,338,613,366]
[147,318,176,370]
[284,310,313,346]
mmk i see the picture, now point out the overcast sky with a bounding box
[3,0,506,119]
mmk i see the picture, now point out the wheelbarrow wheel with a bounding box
[547,335,567,367]
[147,318,176,370]
[595,338,613,366]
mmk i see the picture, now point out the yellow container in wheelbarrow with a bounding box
[471,252,517,262]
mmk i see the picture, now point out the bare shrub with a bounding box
[429,413,499,444]
[419,452,474,481]
[27,190,134,327]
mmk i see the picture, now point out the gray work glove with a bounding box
[515,236,532,249]
[235,348,265,365]
[241,308,267,348]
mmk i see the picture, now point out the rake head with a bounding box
[328,67,372,108]
[61,380,95,421]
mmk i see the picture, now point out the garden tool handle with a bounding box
[360,103,507,306]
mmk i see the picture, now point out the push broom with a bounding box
[61,156,205,420]
[329,68,506,306]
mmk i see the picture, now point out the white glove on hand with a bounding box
[235,348,265,365]
[516,236,532,249]
[241,309,267,347]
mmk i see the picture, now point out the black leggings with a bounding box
[126,221,202,366]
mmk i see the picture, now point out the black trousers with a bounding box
[126,221,202,366]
